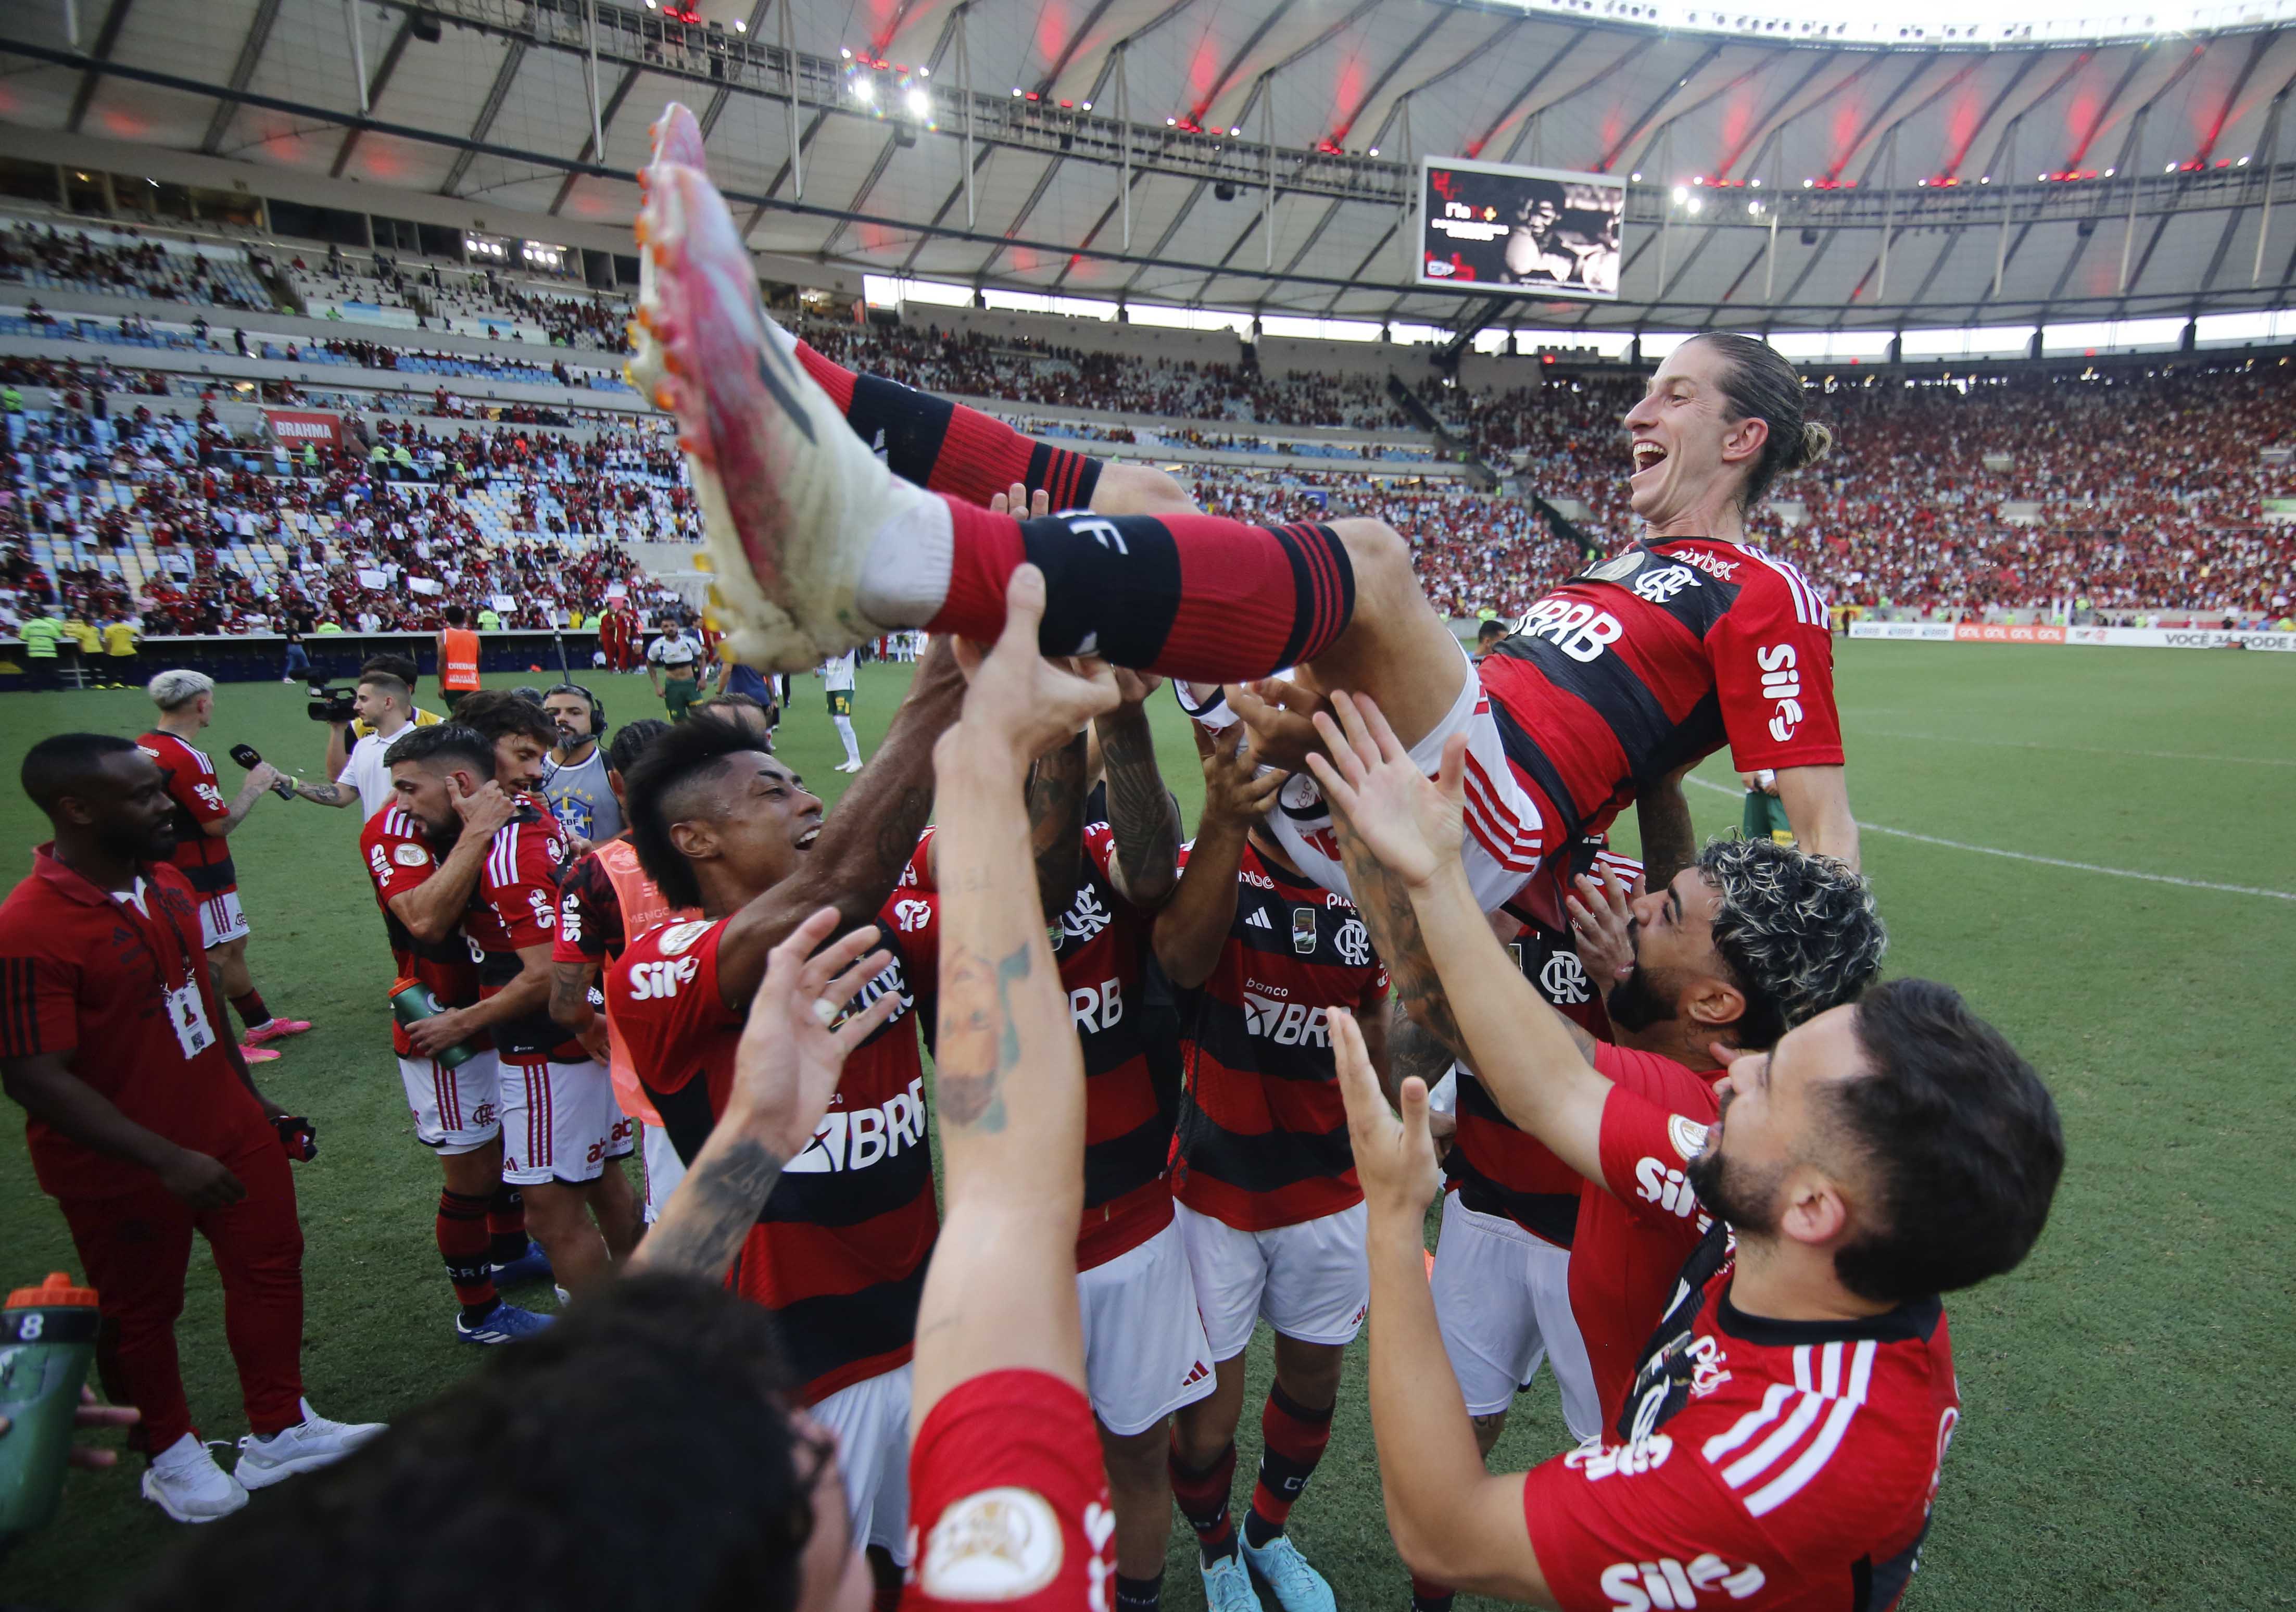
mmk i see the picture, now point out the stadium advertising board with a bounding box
[1418,157,1624,299]
[1851,622,2296,650]
[265,408,343,446]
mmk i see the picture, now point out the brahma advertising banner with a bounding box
[264,409,343,447]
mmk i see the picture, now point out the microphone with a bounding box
[229,743,296,800]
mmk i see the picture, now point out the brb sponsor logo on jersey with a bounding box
[1599,1555,1767,1610]
[786,1075,929,1174]
[1241,985,1336,1048]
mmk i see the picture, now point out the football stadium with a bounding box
[0,1,2288,1608]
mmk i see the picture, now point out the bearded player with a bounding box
[610,644,963,1603]
[625,124,1856,936]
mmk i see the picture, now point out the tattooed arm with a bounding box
[1385,995,1457,1113]
[712,636,964,1009]
[1633,761,1698,890]
[911,571,1117,1425]
[1026,733,1088,922]
[291,777,356,808]
[630,911,898,1282]
[1095,673,1181,908]
[1151,723,1284,988]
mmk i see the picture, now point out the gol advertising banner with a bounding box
[1951,623,2067,645]
[265,409,342,446]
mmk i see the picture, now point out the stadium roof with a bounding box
[9,0,2296,341]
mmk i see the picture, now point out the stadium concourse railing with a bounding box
[0,631,604,691]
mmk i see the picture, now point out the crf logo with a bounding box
[627,956,699,1001]
[1070,978,1124,1034]
[785,1076,928,1173]
[1332,918,1370,967]
[1599,1556,1767,1610]
[1540,951,1591,1004]
[1632,564,1699,605]
[1056,886,1115,947]
[892,898,933,934]
[1757,643,1802,741]
[1634,1156,1702,1219]
[1516,598,1624,664]
[469,1101,495,1127]
[1565,1433,1672,1482]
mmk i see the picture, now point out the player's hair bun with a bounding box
[1796,420,1835,470]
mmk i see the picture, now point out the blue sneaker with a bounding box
[1242,1533,1336,1612]
[491,1240,553,1288]
[1200,1550,1264,1612]
[455,1303,553,1345]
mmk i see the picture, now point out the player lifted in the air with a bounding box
[626,105,1858,924]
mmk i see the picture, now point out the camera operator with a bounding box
[297,657,444,819]
[288,667,422,820]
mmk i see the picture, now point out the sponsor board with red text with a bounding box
[263,409,343,445]
[1853,623,2294,651]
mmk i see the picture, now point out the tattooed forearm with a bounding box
[294,780,349,807]
[1097,708,1181,903]
[1329,814,1468,1060]
[1635,769,1697,891]
[1025,735,1088,921]
[548,961,598,1032]
[630,1136,787,1281]
[934,940,1032,1132]
[1389,996,1459,1103]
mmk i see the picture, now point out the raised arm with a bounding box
[384,784,516,943]
[1151,723,1283,988]
[709,637,964,1009]
[205,766,279,835]
[1329,1010,1555,1605]
[1306,694,1612,1186]
[1774,763,1859,870]
[1025,733,1089,921]
[1094,670,1181,908]
[911,567,1119,1426]
[1633,762,1698,890]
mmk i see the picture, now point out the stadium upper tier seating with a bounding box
[3,209,2289,624]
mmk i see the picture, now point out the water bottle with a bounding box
[0,1273,100,1542]
[390,978,477,1069]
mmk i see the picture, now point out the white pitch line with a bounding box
[1682,776,2296,902]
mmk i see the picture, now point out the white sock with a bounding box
[855,496,954,625]
[833,714,860,764]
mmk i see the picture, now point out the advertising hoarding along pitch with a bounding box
[1418,157,1625,300]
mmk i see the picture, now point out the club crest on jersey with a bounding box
[1291,908,1318,954]
[392,843,430,867]
[1632,564,1701,604]
[1540,950,1591,1004]
[656,919,713,955]
[1332,917,1371,967]
[918,1486,1064,1601]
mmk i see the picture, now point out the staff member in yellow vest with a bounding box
[19,607,67,690]
[435,605,482,712]
[102,613,141,688]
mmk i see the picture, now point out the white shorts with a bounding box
[1175,1198,1369,1358]
[1079,1219,1218,1436]
[1213,648,1546,915]
[196,889,249,949]
[397,1049,501,1154]
[640,1122,687,1224]
[1431,1192,1601,1442]
[496,1056,621,1185]
[814,1362,912,1563]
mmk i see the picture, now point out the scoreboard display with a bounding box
[1417,157,1626,300]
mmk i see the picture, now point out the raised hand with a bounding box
[1304,690,1466,889]
[1227,674,1328,770]
[988,483,1052,519]
[1195,721,1284,831]
[451,779,518,838]
[728,906,900,1158]
[942,564,1119,775]
[1566,864,1637,986]
[1330,1005,1439,1221]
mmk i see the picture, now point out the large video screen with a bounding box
[1417,158,1626,300]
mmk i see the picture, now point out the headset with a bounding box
[544,682,608,748]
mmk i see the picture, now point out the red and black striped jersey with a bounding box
[1172,837,1388,1232]
[1478,538,1841,846]
[610,897,938,1405]
[1446,848,1642,1246]
[136,730,236,897]
[360,805,486,1058]
[900,824,1177,1270]
[462,803,579,1061]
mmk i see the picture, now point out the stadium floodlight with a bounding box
[1687,197,1703,215]
[1672,185,1689,203]
[852,77,875,103]
[1630,171,1642,181]
[1369,147,1381,156]
[733,17,744,30]
[906,88,930,118]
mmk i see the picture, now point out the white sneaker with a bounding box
[837,758,863,773]
[232,1399,387,1490]
[633,159,930,672]
[141,1432,249,1523]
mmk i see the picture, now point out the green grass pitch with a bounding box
[1,644,2290,1607]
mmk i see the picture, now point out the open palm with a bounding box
[1303,691,1466,888]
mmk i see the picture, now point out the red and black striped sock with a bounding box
[487,1183,528,1266]
[1411,1576,1458,1612]
[927,501,1356,683]
[229,989,270,1030]
[1167,1436,1240,1565]
[793,339,1104,509]
[438,1188,498,1321]
[1243,1382,1335,1544]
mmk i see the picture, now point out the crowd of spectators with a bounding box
[0,222,272,311]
